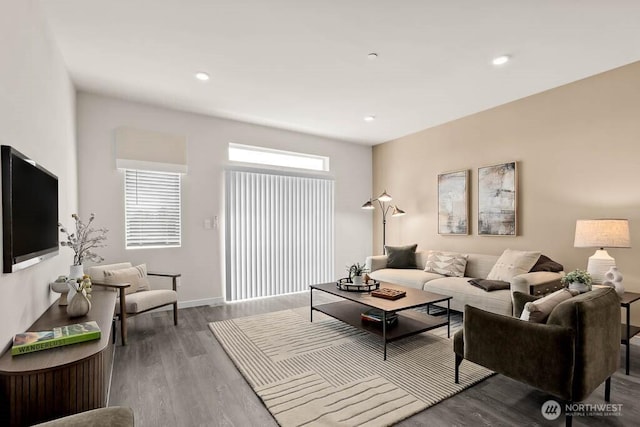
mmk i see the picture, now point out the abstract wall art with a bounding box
[438,169,469,235]
[478,161,517,236]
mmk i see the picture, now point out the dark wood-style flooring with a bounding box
[109,293,640,426]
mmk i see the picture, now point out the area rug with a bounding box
[209,308,492,427]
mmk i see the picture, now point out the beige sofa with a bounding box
[366,251,563,316]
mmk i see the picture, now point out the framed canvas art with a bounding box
[438,169,469,235]
[478,161,517,236]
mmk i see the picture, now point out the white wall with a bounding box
[77,92,372,305]
[0,1,77,347]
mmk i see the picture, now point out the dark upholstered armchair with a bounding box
[454,287,620,426]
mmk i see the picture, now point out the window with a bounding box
[228,143,330,171]
[124,169,181,249]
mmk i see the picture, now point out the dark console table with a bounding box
[0,289,116,426]
[621,291,640,375]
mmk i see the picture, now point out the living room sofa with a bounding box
[366,250,563,316]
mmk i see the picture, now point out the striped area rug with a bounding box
[209,308,492,427]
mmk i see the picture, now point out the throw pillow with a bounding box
[384,244,418,269]
[468,278,510,292]
[487,249,542,282]
[520,288,579,323]
[103,264,150,295]
[529,254,564,273]
[424,251,468,277]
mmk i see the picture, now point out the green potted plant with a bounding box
[561,269,592,293]
[347,262,369,284]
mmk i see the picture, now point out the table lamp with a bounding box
[574,219,630,283]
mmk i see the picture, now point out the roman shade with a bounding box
[115,127,187,173]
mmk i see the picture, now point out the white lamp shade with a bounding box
[574,219,630,248]
[377,190,392,203]
[574,219,631,284]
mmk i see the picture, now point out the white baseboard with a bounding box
[178,297,225,309]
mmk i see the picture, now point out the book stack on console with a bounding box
[361,309,398,327]
[11,321,101,356]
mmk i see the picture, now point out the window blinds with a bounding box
[225,170,334,301]
[124,169,181,248]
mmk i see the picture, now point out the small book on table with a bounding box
[361,309,398,326]
[12,321,101,356]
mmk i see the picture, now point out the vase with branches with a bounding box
[58,213,108,267]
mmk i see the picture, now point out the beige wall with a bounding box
[0,1,77,348]
[373,61,640,322]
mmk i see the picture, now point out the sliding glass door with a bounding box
[225,170,334,301]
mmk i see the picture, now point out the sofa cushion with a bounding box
[424,251,468,277]
[115,289,177,314]
[464,253,500,279]
[369,268,442,289]
[423,277,512,316]
[384,244,418,269]
[487,249,542,281]
[520,288,579,323]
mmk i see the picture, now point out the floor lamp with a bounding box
[362,190,406,253]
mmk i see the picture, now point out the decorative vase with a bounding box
[67,290,91,318]
[352,275,363,285]
[50,279,70,306]
[69,264,84,280]
[603,266,625,297]
[568,282,590,294]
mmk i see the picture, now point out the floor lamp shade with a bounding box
[574,219,631,283]
[361,191,406,252]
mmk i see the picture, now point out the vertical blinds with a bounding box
[226,170,334,301]
[125,169,181,248]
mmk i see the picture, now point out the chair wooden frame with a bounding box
[95,272,180,345]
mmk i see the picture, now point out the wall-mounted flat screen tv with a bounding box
[2,145,59,273]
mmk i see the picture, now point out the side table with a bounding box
[620,291,640,375]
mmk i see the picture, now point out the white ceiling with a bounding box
[39,0,640,145]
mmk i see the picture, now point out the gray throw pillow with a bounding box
[385,244,418,269]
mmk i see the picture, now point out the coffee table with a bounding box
[310,282,452,360]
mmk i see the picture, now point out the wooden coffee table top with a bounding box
[310,282,451,312]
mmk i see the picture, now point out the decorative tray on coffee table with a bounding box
[336,278,380,292]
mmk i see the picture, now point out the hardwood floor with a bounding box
[110,293,639,426]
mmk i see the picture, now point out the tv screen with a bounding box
[2,145,59,273]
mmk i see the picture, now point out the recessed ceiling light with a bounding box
[195,72,210,81]
[492,55,510,66]
[367,53,378,60]
[364,115,376,122]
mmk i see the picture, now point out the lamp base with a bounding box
[586,249,616,284]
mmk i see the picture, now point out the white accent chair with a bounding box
[89,262,179,345]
